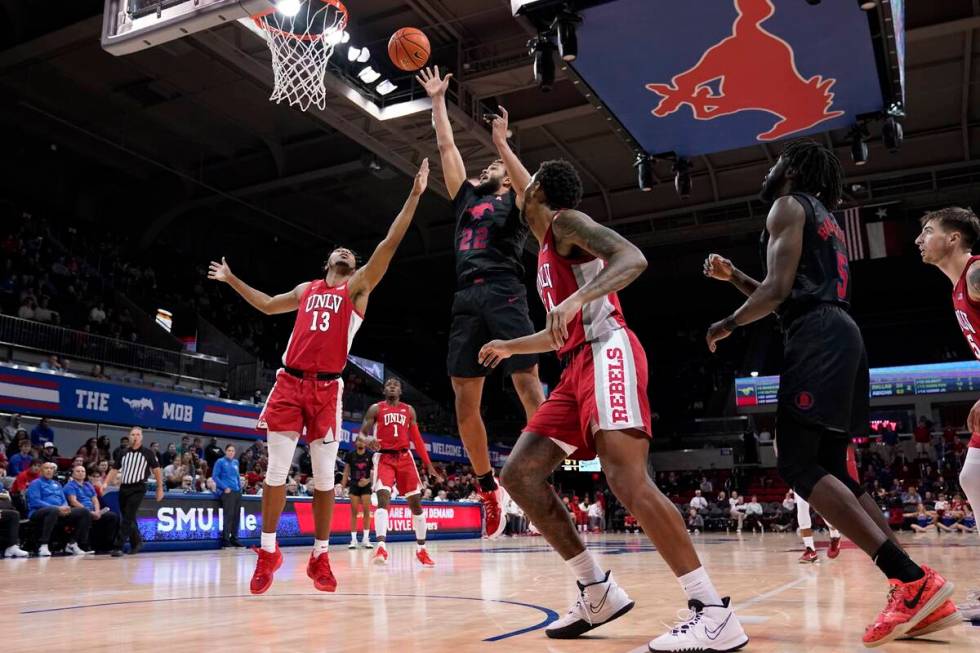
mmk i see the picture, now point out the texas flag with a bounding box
[837,204,907,261]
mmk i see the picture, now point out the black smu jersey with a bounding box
[453,183,528,284]
[760,192,851,319]
[346,449,374,484]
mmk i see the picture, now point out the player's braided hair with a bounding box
[536,159,583,210]
[920,207,980,249]
[781,139,844,208]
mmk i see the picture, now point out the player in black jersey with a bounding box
[417,66,545,537]
[705,140,954,647]
[340,435,374,549]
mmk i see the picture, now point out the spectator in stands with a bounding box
[587,499,604,532]
[159,442,176,468]
[771,491,797,532]
[2,414,20,441]
[89,364,108,380]
[96,436,111,460]
[902,485,923,506]
[190,437,204,458]
[179,475,194,492]
[33,296,57,324]
[178,436,191,455]
[505,495,525,535]
[434,490,448,502]
[729,490,746,532]
[39,441,58,464]
[30,417,54,447]
[686,508,704,534]
[88,302,106,326]
[285,478,299,497]
[212,444,242,548]
[0,457,7,482]
[64,464,121,556]
[715,491,728,512]
[112,435,129,461]
[913,416,932,460]
[38,354,63,372]
[163,454,188,489]
[204,437,223,470]
[907,504,936,533]
[17,297,35,320]
[689,489,708,513]
[8,440,34,474]
[0,485,28,558]
[700,476,713,494]
[75,437,100,465]
[743,495,764,533]
[27,462,92,556]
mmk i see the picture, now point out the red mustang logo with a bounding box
[467,201,494,222]
[645,0,844,141]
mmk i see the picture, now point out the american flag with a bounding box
[841,206,865,260]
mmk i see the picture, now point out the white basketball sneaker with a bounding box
[545,570,635,639]
[960,590,980,621]
[648,597,748,652]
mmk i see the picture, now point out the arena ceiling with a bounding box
[0,1,979,262]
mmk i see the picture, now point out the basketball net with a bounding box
[253,1,348,112]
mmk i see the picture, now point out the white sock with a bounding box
[260,531,277,553]
[678,566,723,606]
[313,539,329,556]
[362,529,370,542]
[413,513,427,544]
[803,536,815,550]
[375,508,389,539]
[829,528,841,539]
[351,532,358,543]
[566,549,605,585]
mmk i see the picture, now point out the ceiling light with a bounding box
[358,66,381,83]
[356,46,370,63]
[347,46,361,62]
[276,0,301,17]
[377,79,398,95]
[324,29,346,47]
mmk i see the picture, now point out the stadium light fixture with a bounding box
[850,126,869,165]
[635,154,653,192]
[882,116,903,153]
[377,79,398,96]
[358,66,381,84]
[554,11,582,62]
[673,158,692,198]
[528,35,556,92]
[276,0,301,18]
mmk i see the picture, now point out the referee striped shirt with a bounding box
[113,446,160,486]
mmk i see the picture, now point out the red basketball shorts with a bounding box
[373,450,422,497]
[257,370,342,442]
[970,432,980,449]
[525,327,651,460]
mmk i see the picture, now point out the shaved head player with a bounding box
[208,159,429,595]
[915,206,980,622]
[478,158,747,652]
[417,66,545,537]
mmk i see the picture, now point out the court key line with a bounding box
[20,592,559,642]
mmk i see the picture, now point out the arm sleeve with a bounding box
[147,450,161,469]
[409,422,432,468]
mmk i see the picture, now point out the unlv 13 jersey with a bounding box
[282,279,363,372]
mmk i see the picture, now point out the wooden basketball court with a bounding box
[3,532,978,652]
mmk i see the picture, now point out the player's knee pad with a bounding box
[960,447,980,506]
[310,439,340,491]
[794,493,812,530]
[265,431,299,487]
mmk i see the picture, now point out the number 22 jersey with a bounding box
[453,183,528,285]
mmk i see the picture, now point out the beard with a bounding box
[328,260,354,275]
[474,177,502,196]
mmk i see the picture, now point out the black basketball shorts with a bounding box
[447,277,538,378]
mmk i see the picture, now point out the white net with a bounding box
[253,1,348,112]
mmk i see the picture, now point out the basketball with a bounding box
[388,27,430,72]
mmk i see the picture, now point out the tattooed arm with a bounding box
[967,261,980,302]
[545,209,647,348]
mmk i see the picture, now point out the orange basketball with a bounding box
[388,27,430,72]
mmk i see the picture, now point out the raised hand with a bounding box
[208,257,232,283]
[703,253,734,282]
[415,65,452,98]
[412,158,429,196]
[487,106,510,145]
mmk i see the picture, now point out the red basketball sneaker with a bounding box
[827,537,841,559]
[249,546,283,595]
[862,566,954,647]
[902,600,961,639]
[416,548,435,567]
[306,552,337,592]
[799,547,818,563]
[372,545,389,565]
[479,487,505,539]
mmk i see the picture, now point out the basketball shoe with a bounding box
[478,485,506,539]
[959,590,980,621]
[372,545,389,565]
[306,552,337,592]
[862,565,953,647]
[249,545,283,595]
[827,536,842,559]
[901,600,961,638]
[799,547,818,563]
[648,597,748,652]
[545,570,634,639]
[416,548,435,567]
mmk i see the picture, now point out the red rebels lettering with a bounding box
[605,347,629,423]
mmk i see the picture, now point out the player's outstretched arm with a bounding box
[488,106,531,209]
[416,66,466,198]
[479,329,558,368]
[208,257,306,315]
[703,253,761,297]
[349,159,428,311]
[705,196,804,352]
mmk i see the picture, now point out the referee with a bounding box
[105,426,164,554]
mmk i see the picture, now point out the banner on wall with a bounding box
[0,363,510,464]
[136,494,482,549]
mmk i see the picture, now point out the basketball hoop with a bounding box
[252,0,349,112]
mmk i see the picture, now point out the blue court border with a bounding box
[20,592,559,642]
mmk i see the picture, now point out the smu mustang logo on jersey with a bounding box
[645,0,844,142]
[467,201,495,222]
